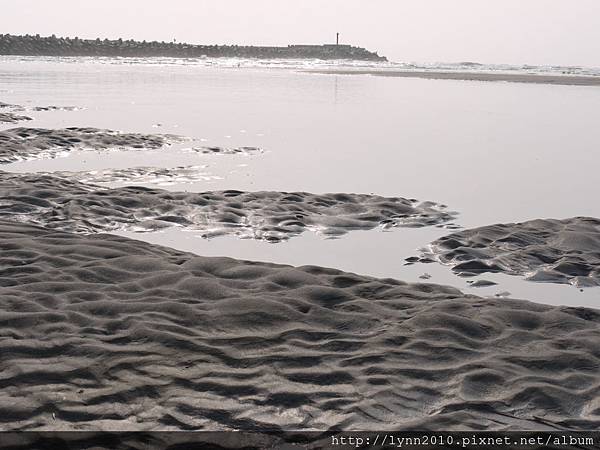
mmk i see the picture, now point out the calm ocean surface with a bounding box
[2,57,599,307]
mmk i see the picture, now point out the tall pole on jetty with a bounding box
[336,32,339,45]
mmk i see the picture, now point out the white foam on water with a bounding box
[2,55,600,77]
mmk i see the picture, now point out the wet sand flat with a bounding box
[306,70,600,86]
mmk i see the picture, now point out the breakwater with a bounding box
[0,34,387,61]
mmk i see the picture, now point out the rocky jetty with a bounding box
[0,34,387,61]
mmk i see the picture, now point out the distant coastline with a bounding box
[0,34,387,61]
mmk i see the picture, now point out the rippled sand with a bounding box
[1,220,599,432]
[0,113,32,124]
[0,128,181,163]
[416,218,600,288]
[0,171,457,240]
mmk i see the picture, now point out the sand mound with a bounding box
[416,217,600,287]
[0,112,32,124]
[0,171,457,240]
[0,219,599,431]
[0,127,181,163]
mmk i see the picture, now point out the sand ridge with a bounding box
[416,217,600,287]
[0,171,458,241]
[31,105,81,112]
[0,100,81,116]
[0,112,32,124]
[0,127,182,163]
[187,146,264,155]
[0,220,599,431]
[0,101,21,110]
[0,100,81,124]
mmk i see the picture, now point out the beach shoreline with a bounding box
[306,69,600,86]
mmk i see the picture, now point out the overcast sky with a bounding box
[2,0,599,67]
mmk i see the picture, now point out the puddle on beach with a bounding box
[113,225,600,309]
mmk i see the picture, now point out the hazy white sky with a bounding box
[2,0,599,66]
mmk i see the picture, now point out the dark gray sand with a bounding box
[0,171,457,240]
[0,101,20,110]
[1,219,599,431]
[469,279,499,288]
[416,217,600,287]
[0,127,181,163]
[31,105,80,112]
[189,146,264,155]
[0,112,32,124]
[0,101,79,123]
[1,101,79,113]
[307,70,600,87]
